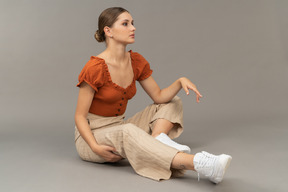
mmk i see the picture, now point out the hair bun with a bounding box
[94,29,104,42]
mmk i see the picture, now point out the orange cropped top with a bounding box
[76,49,153,117]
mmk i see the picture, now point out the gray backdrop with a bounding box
[1,0,287,192]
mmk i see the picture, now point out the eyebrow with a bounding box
[122,19,134,22]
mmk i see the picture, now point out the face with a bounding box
[105,12,136,45]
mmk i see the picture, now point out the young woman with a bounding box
[74,7,232,183]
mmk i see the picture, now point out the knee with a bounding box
[155,96,183,113]
[171,96,183,109]
[122,123,136,133]
[122,123,144,136]
[172,95,182,103]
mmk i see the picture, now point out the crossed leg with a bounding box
[151,118,174,138]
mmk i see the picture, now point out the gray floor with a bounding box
[1,112,287,192]
[1,0,288,191]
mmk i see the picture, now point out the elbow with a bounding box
[74,114,80,125]
[152,100,161,104]
[151,90,165,104]
[151,93,161,104]
[74,112,86,124]
[152,97,163,104]
[153,99,168,104]
[74,112,80,122]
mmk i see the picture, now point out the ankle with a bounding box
[151,132,162,138]
[172,152,195,170]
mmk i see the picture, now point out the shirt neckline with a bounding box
[93,49,135,91]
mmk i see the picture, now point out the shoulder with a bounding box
[78,56,106,81]
[87,56,105,67]
[130,50,148,63]
[76,56,106,89]
[81,56,105,73]
[130,50,142,58]
[130,50,153,81]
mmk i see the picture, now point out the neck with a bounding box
[104,42,129,64]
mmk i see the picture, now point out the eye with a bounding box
[123,22,128,26]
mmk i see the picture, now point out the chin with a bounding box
[125,40,135,45]
[118,38,135,45]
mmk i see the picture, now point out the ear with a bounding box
[104,26,112,38]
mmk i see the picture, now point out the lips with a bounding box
[130,34,135,37]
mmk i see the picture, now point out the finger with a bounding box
[105,145,117,152]
[110,153,123,162]
[104,152,121,162]
[183,86,189,95]
[192,88,202,97]
[186,85,195,92]
[188,86,202,97]
[110,152,121,158]
[193,90,200,97]
[111,150,121,156]
[114,155,123,161]
[105,146,121,156]
[196,95,200,103]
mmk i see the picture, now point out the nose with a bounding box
[131,25,136,31]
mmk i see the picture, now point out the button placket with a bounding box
[116,91,126,117]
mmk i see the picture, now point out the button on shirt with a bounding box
[76,49,153,117]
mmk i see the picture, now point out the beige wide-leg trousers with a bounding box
[74,96,186,181]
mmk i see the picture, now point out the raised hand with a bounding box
[179,77,203,103]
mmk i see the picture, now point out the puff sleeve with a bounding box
[134,52,153,81]
[76,58,105,92]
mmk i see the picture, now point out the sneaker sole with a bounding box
[181,146,191,154]
[210,154,232,184]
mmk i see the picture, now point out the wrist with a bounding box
[178,77,185,86]
[91,143,101,153]
[179,77,186,82]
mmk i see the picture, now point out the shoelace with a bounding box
[196,151,217,182]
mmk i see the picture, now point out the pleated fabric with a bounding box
[74,96,186,181]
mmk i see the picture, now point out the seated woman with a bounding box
[74,7,232,184]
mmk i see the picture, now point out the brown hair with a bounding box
[94,7,129,43]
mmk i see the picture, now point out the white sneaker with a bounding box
[193,151,232,184]
[155,133,191,153]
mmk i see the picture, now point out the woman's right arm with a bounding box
[74,81,122,162]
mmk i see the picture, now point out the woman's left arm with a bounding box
[139,76,203,104]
